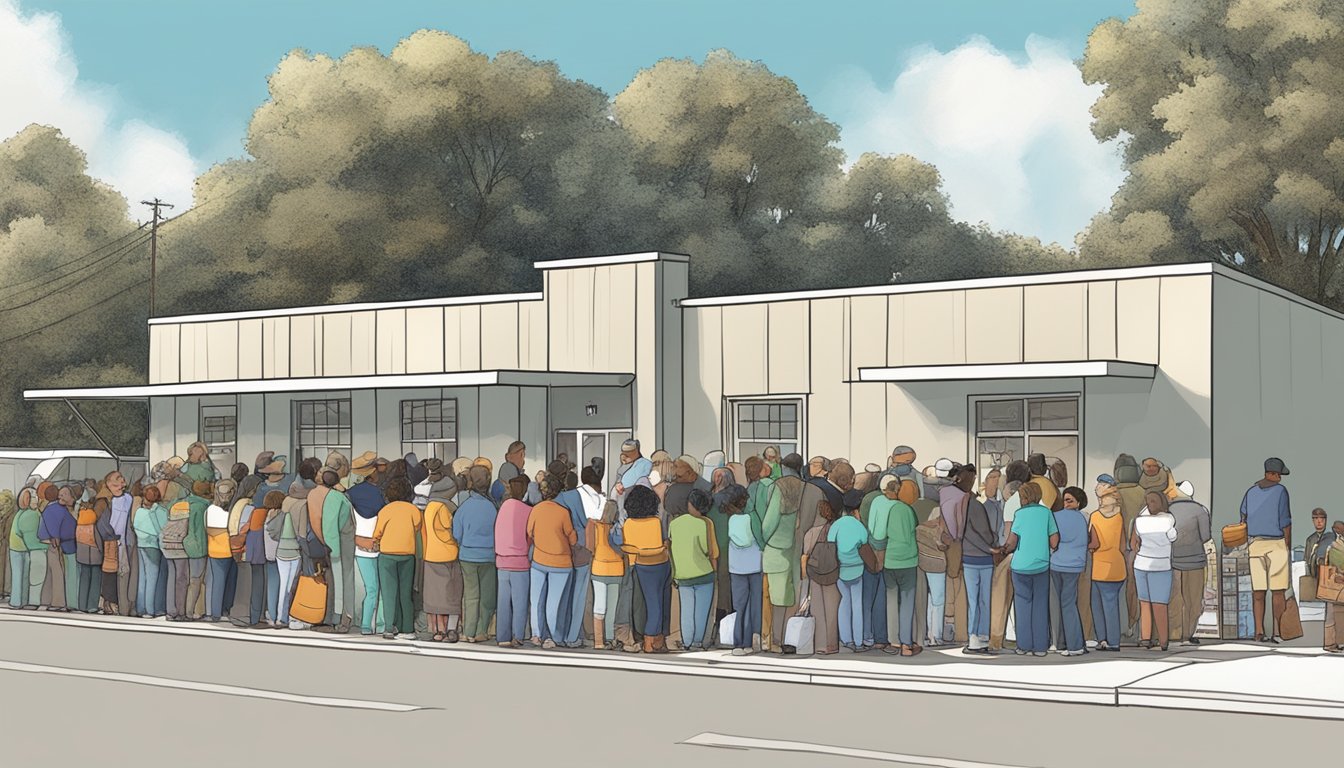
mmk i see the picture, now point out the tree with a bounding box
[0,125,148,454]
[1079,0,1344,304]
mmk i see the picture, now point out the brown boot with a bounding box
[641,635,656,653]
[593,618,606,649]
[651,634,669,654]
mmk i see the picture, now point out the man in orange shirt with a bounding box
[527,474,577,650]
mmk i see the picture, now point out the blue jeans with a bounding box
[634,562,671,636]
[838,576,864,648]
[207,557,237,619]
[1012,570,1051,653]
[883,567,918,645]
[530,564,572,641]
[861,569,888,646]
[730,572,762,648]
[926,572,947,643]
[8,551,29,608]
[265,561,280,624]
[1091,580,1124,648]
[136,548,164,616]
[355,556,384,633]
[1051,570,1084,652]
[497,568,530,643]
[965,564,994,643]
[559,563,591,645]
[678,579,715,649]
[1135,569,1172,604]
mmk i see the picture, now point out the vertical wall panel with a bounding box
[290,315,316,378]
[1087,282,1118,360]
[405,307,445,374]
[238,319,263,379]
[206,321,238,381]
[349,312,376,375]
[808,298,849,457]
[1024,283,1086,361]
[721,304,769,395]
[480,303,521,370]
[375,309,406,375]
[1116,278,1160,364]
[607,265,638,373]
[965,287,1023,364]
[321,313,353,377]
[848,296,887,381]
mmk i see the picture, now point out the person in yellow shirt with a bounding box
[373,477,423,640]
[422,464,462,643]
[620,485,671,653]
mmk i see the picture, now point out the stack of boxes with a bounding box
[1220,547,1254,639]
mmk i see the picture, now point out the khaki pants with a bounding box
[1326,602,1339,648]
[1077,567,1093,641]
[1168,568,1206,641]
[989,555,1014,650]
[809,579,841,652]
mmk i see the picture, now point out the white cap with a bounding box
[934,458,956,477]
[1177,480,1194,497]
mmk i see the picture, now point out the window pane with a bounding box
[977,400,1024,432]
[977,436,1025,473]
[782,404,796,421]
[1029,435,1079,485]
[1028,399,1079,431]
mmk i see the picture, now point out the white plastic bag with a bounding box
[718,611,737,647]
[785,614,815,655]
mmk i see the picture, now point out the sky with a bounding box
[2,0,1137,247]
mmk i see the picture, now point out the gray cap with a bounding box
[621,439,641,452]
[892,445,914,457]
[1264,457,1290,476]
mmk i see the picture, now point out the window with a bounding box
[200,405,237,478]
[401,399,458,462]
[973,396,1080,483]
[731,398,803,462]
[294,399,352,464]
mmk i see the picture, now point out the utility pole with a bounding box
[141,198,174,317]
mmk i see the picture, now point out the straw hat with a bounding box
[351,451,380,476]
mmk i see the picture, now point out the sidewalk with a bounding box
[3,609,1342,720]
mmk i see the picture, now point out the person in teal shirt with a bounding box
[867,478,921,653]
[1004,482,1059,655]
[9,488,46,609]
[827,499,870,651]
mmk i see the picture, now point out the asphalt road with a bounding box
[0,619,1326,767]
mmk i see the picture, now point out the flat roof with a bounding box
[25,370,636,401]
[148,291,544,326]
[857,360,1157,383]
[534,251,690,270]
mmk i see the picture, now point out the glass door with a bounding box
[556,429,630,493]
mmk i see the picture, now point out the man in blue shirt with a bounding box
[1240,457,1292,643]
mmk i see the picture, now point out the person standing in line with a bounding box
[588,496,625,650]
[870,479,923,657]
[829,489,871,652]
[1003,482,1058,656]
[181,481,210,621]
[957,467,997,656]
[495,441,528,504]
[159,493,190,620]
[801,498,842,655]
[742,456,776,648]
[347,463,387,637]
[1239,457,1293,643]
[10,488,46,610]
[240,491,281,629]
[726,478,764,656]
[1050,486,1090,657]
[205,480,239,623]
[621,484,672,653]
[95,472,135,615]
[454,465,498,643]
[1168,481,1212,646]
[269,480,305,630]
[527,474,577,650]
[1305,508,1336,575]
[553,464,606,649]
[41,486,78,613]
[1088,475,1126,651]
[315,470,356,634]
[421,464,462,643]
[73,499,105,614]
[372,476,423,640]
[761,462,803,653]
[495,476,533,648]
[1132,491,1178,651]
[670,488,719,651]
[1321,521,1344,653]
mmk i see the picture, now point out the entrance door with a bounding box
[555,429,630,493]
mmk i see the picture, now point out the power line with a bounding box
[0,222,150,295]
[0,271,149,348]
[0,233,150,316]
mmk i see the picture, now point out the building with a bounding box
[24,252,1341,637]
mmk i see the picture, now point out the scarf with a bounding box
[1139,468,1170,494]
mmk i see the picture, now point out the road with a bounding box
[0,618,1326,767]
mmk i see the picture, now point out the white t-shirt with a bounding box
[354,513,378,559]
[205,504,229,529]
[1134,513,1178,571]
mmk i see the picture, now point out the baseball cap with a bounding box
[1096,473,1117,486]
[934,458,956,477]
[1264,457,1290,475]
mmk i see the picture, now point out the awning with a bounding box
[856,361,1156,383]
[25,370,635,401]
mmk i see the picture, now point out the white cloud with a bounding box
[0,0,197,214]
[837,35,1125,248]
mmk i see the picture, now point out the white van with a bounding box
[0,450,148,497]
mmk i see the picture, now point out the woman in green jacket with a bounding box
[9,488,46,609]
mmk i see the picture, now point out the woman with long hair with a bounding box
[1131,490,1178,651]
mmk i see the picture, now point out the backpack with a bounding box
[806,522,840,586]
[1114,454,1140,485]
[161,512,189,557]
[489,479,506,505]
[917,517,951,574]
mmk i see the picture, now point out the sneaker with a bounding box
[1060,649,1082,657]
[396,632,416,640]
[1187,637,1201,645]
[382,632,396,640]
[542,639,557,649]
[1015,649,1028,656]
[731,648,749,656]
[1032,651,1048,657]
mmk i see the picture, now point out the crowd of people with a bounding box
[2,437,1338,656]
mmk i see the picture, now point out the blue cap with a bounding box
[1096,473,1116,486]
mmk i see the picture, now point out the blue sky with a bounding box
[4,0,1137,246]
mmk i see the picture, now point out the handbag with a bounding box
[1319,565,1344,603]
[1300,572,1320,602]
[101,540,119,574]
[76,523,97,549]
[290,574,328,625]
[858,541,881,573]
[1221,522,1247,549]
[1278,596,1304,641]
[571,543,593,568]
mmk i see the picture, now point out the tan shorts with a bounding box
[1248,537,1290,591]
